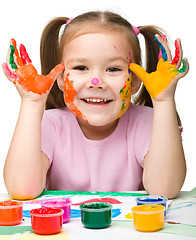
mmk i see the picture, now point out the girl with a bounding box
[2,11,189,200]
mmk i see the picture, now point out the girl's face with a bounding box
[59,32,134,126]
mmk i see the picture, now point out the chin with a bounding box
[84,115,119,127]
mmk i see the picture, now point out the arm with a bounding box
[143,100,186,199]
[2,39,64,199]
[129,35,189,198]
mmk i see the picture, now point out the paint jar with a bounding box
[41,198,71,223]
[30,207,63,235]
[136,195,167,216]
[80,202,112,229]
[0,200,23,226]
[132,204,165,232]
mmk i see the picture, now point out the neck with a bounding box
[77,118,119,140]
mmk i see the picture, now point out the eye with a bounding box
[73,66,88,71]
[106,67,121,72]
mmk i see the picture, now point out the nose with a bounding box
[91,78,99,85]
[86,76,106,89]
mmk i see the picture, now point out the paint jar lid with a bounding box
[80,202,112,212]
[30,207,64,217]
[0,200,23,209]
[136,195,167,206]
[132,204,165,214]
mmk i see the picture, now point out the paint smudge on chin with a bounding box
[64,73,88,123]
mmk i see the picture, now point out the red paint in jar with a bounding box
[30,207,63,235]
[0,200,23,226]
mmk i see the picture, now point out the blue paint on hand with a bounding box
[154,35,168,61]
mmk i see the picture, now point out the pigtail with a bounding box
[133,26,181,125]
[40,17,68,109]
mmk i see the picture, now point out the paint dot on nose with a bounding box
[91,78,99,85]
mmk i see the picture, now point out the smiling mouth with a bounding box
[81,98,112,105]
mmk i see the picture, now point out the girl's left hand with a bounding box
[129,34,189,101]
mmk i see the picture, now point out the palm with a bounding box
[129,35,188,100]
[2,38,64,98]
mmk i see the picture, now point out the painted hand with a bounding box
[129,35,189,100]
[2,39,65,96]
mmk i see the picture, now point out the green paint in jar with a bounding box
[80,202,112,229]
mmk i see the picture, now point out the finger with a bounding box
[178,58,189,75]
[154,35,168,61]
[171,39,181,67]
[129,63,148,84]
[48,63,65,80]
[155,34,173,62]
[172,39,183,69]
[2,63,18,83]
[10,39,23,67]
[19,44,32,65]
[7,43,18,70]
[158,35,166,60]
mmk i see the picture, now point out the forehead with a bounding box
[62,32,132,62]
[59,22,136,61]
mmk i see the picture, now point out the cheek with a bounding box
[64,71,84,92]
[115,75,132,118]
[63,73,89,123]
[63,73,77,102]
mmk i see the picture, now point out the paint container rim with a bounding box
[80,202,112,212]
[30,208,64,218]
[0,200,23,209]
[132,204,165,214]
[41,198,71,208]
[136,195,167,205]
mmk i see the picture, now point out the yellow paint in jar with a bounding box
[131,204,164,232]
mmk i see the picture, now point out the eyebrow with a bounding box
[67,56,129,64]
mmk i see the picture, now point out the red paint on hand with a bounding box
[171,40,180,65]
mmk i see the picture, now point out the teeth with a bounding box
[85,98,108,103]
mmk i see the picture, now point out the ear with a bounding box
[56,71,64,92]
[131,74,141,95]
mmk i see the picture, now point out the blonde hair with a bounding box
[40,11,181,124]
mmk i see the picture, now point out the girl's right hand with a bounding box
[2,38,65,101]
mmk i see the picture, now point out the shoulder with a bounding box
[41,108,73,129]
[126,104,153,123]
[123,104,153,138]
[42,108,71,121]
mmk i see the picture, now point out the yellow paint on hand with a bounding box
[129,58,179,99]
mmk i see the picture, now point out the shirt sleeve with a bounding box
[134,106,183,167]
[41,112,56,164]
[134,106,153,168]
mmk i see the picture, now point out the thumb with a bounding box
[48,63,65,80]
[129,63,149,84]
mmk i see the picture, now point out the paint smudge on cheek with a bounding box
[63,73,89,123]
[116,75,132,119]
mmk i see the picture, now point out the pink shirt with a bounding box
[41,104,153,192]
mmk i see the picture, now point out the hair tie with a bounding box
[66,18,74,25]
[132,26,140,35]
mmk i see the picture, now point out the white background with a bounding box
[0,0,195,193]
